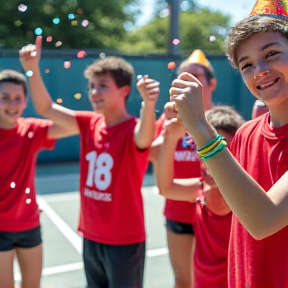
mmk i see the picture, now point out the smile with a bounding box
[257,78,280,90]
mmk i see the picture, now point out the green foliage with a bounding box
[0,0,139,49]
[120,8,231,55]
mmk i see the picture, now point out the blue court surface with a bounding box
[14,162,174,288]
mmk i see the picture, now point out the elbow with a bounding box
[248,226,273,241]
[158,187,167,197]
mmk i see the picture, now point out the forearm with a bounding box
[156,135,177,193]
[134,101,156,149]
[189,124,277,239]
[28,66,54,116]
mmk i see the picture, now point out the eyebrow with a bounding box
[238,42,280,64]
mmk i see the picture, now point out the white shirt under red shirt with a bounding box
[75,111,150,245]
[229,112,288,288]
[0,118,55,232]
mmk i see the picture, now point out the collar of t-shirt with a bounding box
[261,113,288,140]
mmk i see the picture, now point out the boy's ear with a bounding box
[121,85,131,98]
[210,78,217,92]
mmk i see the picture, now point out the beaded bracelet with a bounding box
[197,134,227,161]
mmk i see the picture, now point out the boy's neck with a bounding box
[102,110,131,127]
[0,119,18,129]
[268,101,288,128]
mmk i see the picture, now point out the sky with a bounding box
[137,0,255,27]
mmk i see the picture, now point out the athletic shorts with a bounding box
[0,226,42,251]
[83,238,145,288]
[166,219,194,235]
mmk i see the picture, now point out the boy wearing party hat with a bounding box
[151,49,217,288]
[169,0,288,287]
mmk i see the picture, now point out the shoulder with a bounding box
[75,111,101,120]
[234,115,265,140]
[19,117,53,129]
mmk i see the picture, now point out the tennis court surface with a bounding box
[14,162,174,288]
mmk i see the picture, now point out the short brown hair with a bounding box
[177,60,215,84]
[205,105,245,136]
[0,69,28,96]
[226,15,288,69]
[84,56,135,89]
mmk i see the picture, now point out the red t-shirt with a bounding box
[75,112,150,245]
[164,136,202,223]
[229,113,288,288]
[193,201,232,288]
[156,114,202,223]
[0,118,55,232]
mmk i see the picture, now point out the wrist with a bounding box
[186,122,217,148]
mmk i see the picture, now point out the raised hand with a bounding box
[164,118,186,140]
[163,101,178,120]
[137,75,160,104]
[19,36,42,72]
[169,72,207,134]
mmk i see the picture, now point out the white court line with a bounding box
[15,245,169,280]
[37,196,83,254]
[15,262,84,281]
[38,195,168,256]
[16,195,168,280]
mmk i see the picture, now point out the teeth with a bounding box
[260,80,275,89]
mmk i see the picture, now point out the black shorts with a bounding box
[83,238,145,288]
[166,219,195,235]
[0,226,42,251]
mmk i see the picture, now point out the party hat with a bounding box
[250,0,288,19]
[187,49,211,69]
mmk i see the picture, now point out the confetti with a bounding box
[53,18,60,25]
[77,50,87,58]
[55,41,62,47]
[172,39,180,45]
[45,69,50,73]
[167,62,176,70]
[82,20,89,27]
[77,8,84,14]
[34,28,43,36]
[64,61,71,68]
[46,36,53,42]
[26,70,33,77]
[56,98,63,104]
[10,182,16,188]
[99,53,105,59]
[15,20,22,26]
[71,20,78,26]
[209,35,217,42]
[18,4,27,12]
[74,93,82,99]
[68,13,75,20]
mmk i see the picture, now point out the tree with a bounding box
[119,8,231,55]
[0,0,139,49]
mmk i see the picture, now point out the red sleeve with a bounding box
[30,118,56,150]
[75,111,100,135]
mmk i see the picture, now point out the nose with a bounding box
[254,61,270,79]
